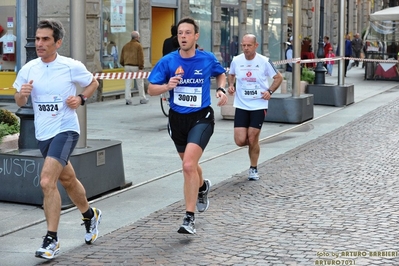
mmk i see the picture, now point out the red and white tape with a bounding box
[93,71,151,80]
[1,56,398,91]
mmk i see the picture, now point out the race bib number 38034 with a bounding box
[173,86,202,107]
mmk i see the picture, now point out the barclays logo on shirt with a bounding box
[179,78,204,85]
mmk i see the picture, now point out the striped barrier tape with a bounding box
[1,56,398,90]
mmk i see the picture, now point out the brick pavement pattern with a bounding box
[42,98,399,265]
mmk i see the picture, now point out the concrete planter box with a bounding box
[0,139,131,208]
[0,133,18,153]
[306,83,355,107]
[280,80,309,94]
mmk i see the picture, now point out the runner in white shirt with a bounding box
[228,33,283,181]
[13,19,102,260]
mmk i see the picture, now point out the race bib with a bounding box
[173,86,202,107]
[34,95,63,117]
[242,84,262,99]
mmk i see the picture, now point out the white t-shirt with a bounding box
[229,53,279,110]
[13,54,94,141]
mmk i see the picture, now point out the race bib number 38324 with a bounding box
[34,95,64,117]
[173,86,202,107]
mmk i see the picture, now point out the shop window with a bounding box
[221,7,239,68]
[269,0,284,65]
[247,1,262,54]
[101,0,135,70]
[189,0,212,52]
[0,3,17,72]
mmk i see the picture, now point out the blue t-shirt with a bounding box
[148,49,225,114]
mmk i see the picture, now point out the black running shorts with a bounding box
[234,108,267,129]
[168,106,215,153]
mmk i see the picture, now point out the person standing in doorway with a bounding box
[147,17,228,235]
[228,33,283,181]
[162,25,179,56]
[120,31,148,105]
[13,19,102,260]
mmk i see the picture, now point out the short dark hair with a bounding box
[37,19,65,42]
[177,17,199,34]
[171,25,177,36]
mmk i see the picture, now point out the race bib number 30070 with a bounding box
[34,95,63,117]
[173,86,202,107]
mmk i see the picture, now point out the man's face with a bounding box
[35,28,62,62]
[177,23,199,52]
[241,36,258,58]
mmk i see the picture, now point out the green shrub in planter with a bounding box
[0,109,20,143]
[301,67,315,84]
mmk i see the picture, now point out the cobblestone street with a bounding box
[40,96,399,265]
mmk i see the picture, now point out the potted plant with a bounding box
[280,67,315,94]
[0,109,19,151]
[301,67,315,84]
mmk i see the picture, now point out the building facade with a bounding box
[0,0,388,98]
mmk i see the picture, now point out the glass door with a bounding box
[220,7,239,68]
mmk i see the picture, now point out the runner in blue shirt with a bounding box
[148,17,228,235]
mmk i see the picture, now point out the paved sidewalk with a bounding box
[41,94,399,265]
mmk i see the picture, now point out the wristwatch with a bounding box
[267,89,274,95]
[78,94,87,105]
[217,87,226,94]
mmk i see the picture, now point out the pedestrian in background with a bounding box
[228,33,283,181]
[120,31,148,105]
[147,17,228,235]
[162,25,179,56]
[336,34,352,77]
[323,36,332,70]
[284,36,293,93]
[351,33,363,67]
[109,41,119,67]
[13,19,102,260]
[326,47,335,76]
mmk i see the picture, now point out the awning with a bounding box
[370,6,399,21]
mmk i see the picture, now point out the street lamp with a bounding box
[15,0,37,149]
[314,0,326,85]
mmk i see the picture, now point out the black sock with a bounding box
[199,181,207,192]
[250,166,257,170]
[82,207,94,219]
[46,231,57,240]
[186,211,195,218]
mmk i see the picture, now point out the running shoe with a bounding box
[248,168,260,181]
[82,207,102,244]
[35,235,60,259]
[197,179,211,212]
[177,214,196,234]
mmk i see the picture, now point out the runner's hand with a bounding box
[216,91,228,106]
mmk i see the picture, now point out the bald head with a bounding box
[131,31,140,40]
[242,33,257,43]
